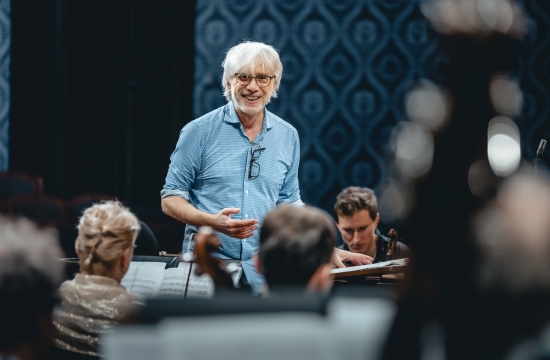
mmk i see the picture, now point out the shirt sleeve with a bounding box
[276,129,304,206]
[161,121,203,200]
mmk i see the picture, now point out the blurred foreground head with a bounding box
[259,205,336,293]
[0,216,63,359]
[476,169,550,291]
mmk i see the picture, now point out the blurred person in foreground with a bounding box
[53,201,141,357]
[334,187,410,263]
[0,217,64,360]
[473,170,550,359]
[257,205,336,294]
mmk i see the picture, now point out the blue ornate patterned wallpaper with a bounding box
[519,0,550,156]
[194,0,550,213]
[0,0,9,171]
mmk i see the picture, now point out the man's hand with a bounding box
[331,248,373,268]
[212,208,258,239]
[161,197,258,239]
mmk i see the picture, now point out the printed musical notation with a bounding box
[121,261,215,299]
[133,284,155,291]
[133,279,157,284]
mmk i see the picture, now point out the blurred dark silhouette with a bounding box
[0,171,44,212]
[0,217,64,360]
[133,220,159,256]
[380,2,550,359]
[65,193,116,224]
[8,193,65,228]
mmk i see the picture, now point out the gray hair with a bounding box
[0,216,64,350]
[221,41,283,102]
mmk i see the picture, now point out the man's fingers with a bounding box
[229,230,255,239]
[353,255,372,265]
[223,223,258,238]
[347,253,372,265]
[225,227,258,237]
[240,232,255,239]
[220,208,241,216]
[361,256,373,264]
[352,259,372,265]
[227,219,258,229]
[333,249,373,267]
[332,253,346,268]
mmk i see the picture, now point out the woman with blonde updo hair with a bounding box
[53,200,141,358]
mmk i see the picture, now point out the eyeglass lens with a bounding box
[249,143,265,179]
[236,73,273,87]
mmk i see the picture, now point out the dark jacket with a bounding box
[338,228,410,263]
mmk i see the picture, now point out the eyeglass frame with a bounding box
[234,73,276,87]
[249,143,266,179]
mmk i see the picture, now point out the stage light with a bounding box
[406,80,449,131]
[489,75,523,118]
[487,116,521,177]
[468,160,498,198]
[477,0,514,33]
[391,122,434,179]
[378,181,409,220]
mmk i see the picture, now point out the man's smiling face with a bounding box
[228,67,276,119]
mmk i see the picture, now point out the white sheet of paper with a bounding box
[121,262,169,299]
[330,258,409,274]
[177,262,215,298]
[158,268,187,298]
[130,261,167,269]
[122,261,216,299]
[225,262,242,287]
[128,266,165,299]
[121,262,167,288]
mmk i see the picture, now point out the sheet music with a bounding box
[176,262,215,298]
[120,263,143,290]
[131,266,165,298]
[121,262,166,289]
[157,268,188,298]
[121,261,215,299]
[330,258,409,274]
[130,261,168,269]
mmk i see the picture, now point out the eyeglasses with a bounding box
[249,143,266,179]
[235,73,275,87]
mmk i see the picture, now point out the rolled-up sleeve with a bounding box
[276,129,303,206]
[160,188,190,200]
[161,122,203,200]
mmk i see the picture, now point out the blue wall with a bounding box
[194,0,549,214]
[0,0,9,171]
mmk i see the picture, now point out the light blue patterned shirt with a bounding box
[161,102,303,293]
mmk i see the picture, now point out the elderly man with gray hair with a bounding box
[0,217,64,360]
[161,41,370,294]
[161,41,302,293]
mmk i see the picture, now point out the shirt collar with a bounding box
[224,101,273,131]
